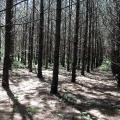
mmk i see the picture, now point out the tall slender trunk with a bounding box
[67,0,72,71]
[71,0,80,82]
[49,18,53,64]
[87,0,92,72]
[37,0,44,79]
[77,24,82,70]
[28,0,35,72]
[61,0,67,67]
[23,0,28,65]
[91,1,95,71]
[50,0,62,94]
[2,0,13,89]
[81,0,89,75]
[45,0,51,69]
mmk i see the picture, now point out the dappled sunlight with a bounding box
[1,0,120,119]
[0,68,120,120]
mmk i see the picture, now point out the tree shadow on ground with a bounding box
[0,110,14,120]
[2,68,119,120]
[56,89,120,119]
[10,70,46,86]
[87,70,114,80]
[55,93,99,120]
[5,88,33,120]
[85,73,114,81]
[51,70,120,119]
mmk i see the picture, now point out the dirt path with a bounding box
[0,68,120,120]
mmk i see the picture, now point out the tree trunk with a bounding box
[50,0,62,94]
[67,0,72,71]
[28,0,35,72]
[81,0,89,75]
[71,0,80,82]
[2,0,13,89]
[87,0,92,73]
[37,0,44,79]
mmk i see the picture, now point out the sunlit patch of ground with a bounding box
[0,68,120,120]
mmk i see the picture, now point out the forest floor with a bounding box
[0,67,120,120]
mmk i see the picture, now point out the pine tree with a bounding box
[37,0,44,79]
[71,0,80,82]
[50,0,62,94]
[2,0,14,89]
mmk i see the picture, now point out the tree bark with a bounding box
[2,0,13,89]
[37,0,44,79]
[81,0,89,75]
[71,0,80,82]
[50,0,62,94]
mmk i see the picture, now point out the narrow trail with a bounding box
[0,68,120,120]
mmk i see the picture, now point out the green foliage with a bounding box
[13,105,39,115]
[13,96,19,112]
[13,60,25,69]
[62,92,77,104]
[99,58,111,71]
[61,93,100,120]
[81,112,98,120]
[14,95,19,101]
[27,106,39,114]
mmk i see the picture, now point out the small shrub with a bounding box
[99,58,111,71]
[13,61,25,69]
[81,112,98,120]
[27,106,39,114]
[63,92,77,103]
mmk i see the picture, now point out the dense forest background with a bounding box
[0,0,120,120]
[0,0,112,88]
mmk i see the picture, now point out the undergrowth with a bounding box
[99,58,111,71]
